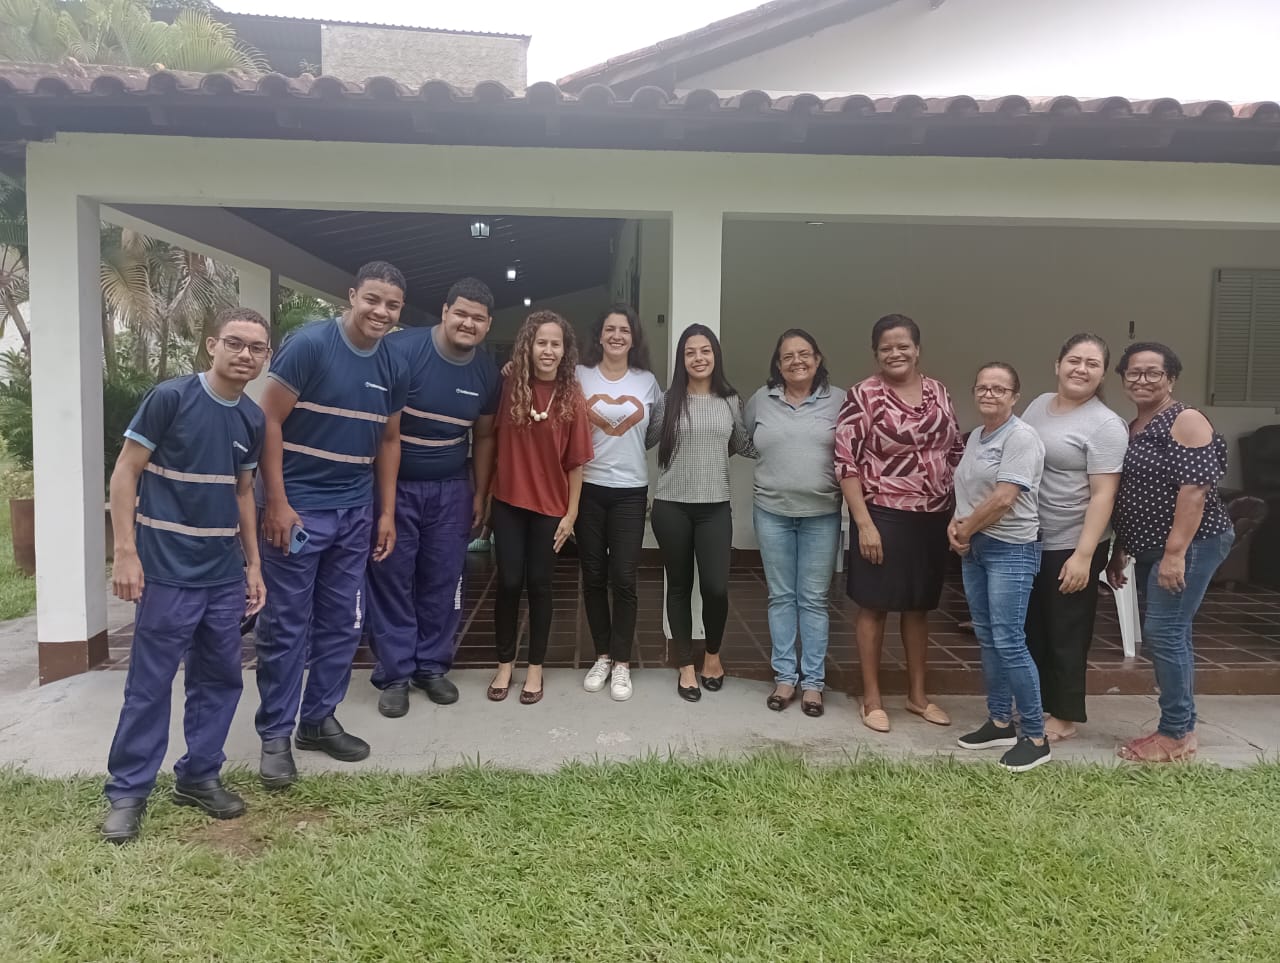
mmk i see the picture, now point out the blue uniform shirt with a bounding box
[268,318,409,509]
[124,373,265,586]
[389,326,501,482]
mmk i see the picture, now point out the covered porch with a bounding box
[5,66,1280,688]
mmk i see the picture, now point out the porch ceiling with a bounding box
[2,62,1279,166]
[228,208,619,314]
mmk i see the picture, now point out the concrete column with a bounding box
[237,264,278,403]
[662,207,726,645]
[26,179,108,684]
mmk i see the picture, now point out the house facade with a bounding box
[2,0,1279,682]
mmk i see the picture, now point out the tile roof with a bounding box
[1,63,1278,165]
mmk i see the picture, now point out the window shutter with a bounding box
[1210,269,1280,406]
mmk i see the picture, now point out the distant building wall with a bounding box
[321,25,528,91]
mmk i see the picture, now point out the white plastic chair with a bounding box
[1101,558,1142,658]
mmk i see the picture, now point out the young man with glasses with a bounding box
[101,307,271,843]
[367,277,500,715]
[254,261,409,788]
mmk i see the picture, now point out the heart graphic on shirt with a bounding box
[586,394,645,437]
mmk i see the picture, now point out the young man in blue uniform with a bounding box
[368,277,500,715]
[255,261,409,788]
[102,306,270,844]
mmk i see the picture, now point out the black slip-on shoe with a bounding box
[999,737,1052,773]
[101,797,147,844]
[678,682,702,703]
[378,681,411,718]
[173,779,246,819]
[260,737,298,790]
[700,675,725,692]
[957,719,1019,751]
[295,716,371,762]
[412,674,460,705]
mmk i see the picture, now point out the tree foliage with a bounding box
[0,0,267,72]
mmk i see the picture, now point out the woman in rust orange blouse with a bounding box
[835,314,963,733]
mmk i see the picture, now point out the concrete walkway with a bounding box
[0,666,1276,777]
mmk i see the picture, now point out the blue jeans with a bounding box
[1134,529,1234,739]
[754,506,841,690]
[961,533,1044,739]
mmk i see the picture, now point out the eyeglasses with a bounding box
[780,351,815,365]
[217,336,270,359]
[1122,369,1166,385]
[973,385,1013,398]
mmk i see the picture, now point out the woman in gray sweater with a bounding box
[647,324,754,703]
[744,329,843,717]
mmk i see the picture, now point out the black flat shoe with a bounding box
[700,675,725,692]
[678,682,702,703]
[412,674,460,705]
[173,779,246,819]
[101,797,147,844]
[296,716,371,762]
[378,681,410,718]
[259,737,297,790]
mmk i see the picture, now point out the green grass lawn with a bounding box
[0,500,36,620]
[2,758,1278,962]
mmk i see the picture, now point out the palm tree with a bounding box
[0,172,30,353]
[100,225,239,380]
[0,0,267,73]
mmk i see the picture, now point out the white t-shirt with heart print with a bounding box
[577,364,661,489]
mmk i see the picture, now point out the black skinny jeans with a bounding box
[1024,540,1110,723]
[492,499,559,666]
[575,483,648,663]
[651,499,732,667]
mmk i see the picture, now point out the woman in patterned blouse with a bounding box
[1107,342,1234,763]
[835,315,964,733]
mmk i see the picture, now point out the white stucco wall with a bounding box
[680,0,1280,101]
[321,25,528,91]
[699,219,1280,546]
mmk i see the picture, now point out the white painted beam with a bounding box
[236,265,278,403]
[35,134,1280,229]
[25,179,108,682]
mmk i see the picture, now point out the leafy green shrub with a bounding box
[0,348,155,487]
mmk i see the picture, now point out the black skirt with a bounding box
[846,505,950,613]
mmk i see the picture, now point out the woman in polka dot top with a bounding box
[1107,341,1234,763]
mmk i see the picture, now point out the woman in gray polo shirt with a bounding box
[744,329,844,717]
[949,362,1049,773]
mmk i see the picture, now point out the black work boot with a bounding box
[101,797,147,844]
[260,737,298,790]
[295,716,371,762]
[378,681,410,718]
[173,779,246,819]
[412,674,460,705]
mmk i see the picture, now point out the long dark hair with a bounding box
[580,303,652,371]
[659,323,738,470]
[766,328,830,391]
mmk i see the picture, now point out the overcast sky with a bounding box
[220,0,754,83]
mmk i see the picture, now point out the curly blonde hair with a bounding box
[508,310,582,427]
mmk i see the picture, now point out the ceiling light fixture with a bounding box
[805,220,826,226]
[523,297,532,307]
[470,220,490,239]
[506,267,518,281]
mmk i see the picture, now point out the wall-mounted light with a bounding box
[523,297,532,307]
[470,220,490,239]
[506,267,518,281]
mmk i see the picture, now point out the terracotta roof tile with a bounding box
[1,63,1277,165]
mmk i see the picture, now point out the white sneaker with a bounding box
[610,664,633,702]
[583,656,612,692]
